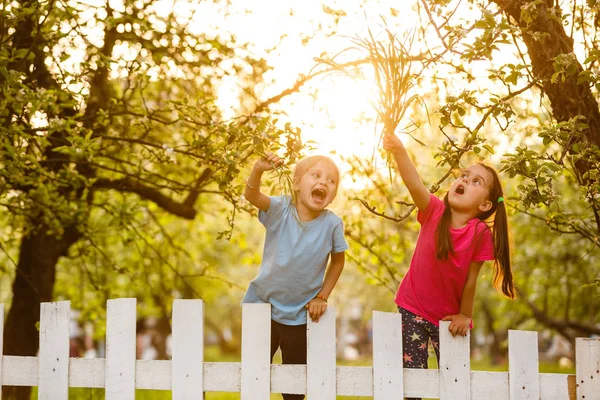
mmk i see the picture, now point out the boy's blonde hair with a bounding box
[292,155,340,202]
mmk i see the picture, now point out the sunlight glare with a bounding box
[209,0,422,177]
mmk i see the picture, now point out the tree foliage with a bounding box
[0,0,318,397]
[326,0,600,349]
[411,0,600,247]
[3,1,600,398]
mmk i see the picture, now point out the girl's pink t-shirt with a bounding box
[394,194,494,327]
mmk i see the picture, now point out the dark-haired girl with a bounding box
[383,133,515,399]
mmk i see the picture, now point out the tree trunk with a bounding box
[496,0,600,146]
[153,314,172,360]
[3,226,80,400]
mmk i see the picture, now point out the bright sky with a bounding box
[201,0,543,178]
[44,0,420,176]
[59,0,548,179]
[201,0,423,172]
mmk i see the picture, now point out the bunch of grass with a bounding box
[360,27,423,139]
[317,21,428,180]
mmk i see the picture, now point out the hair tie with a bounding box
[497,197,504,203]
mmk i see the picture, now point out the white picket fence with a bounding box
[0,299,599,399]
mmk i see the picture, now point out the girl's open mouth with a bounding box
[311,188,327,202]
[455,185,465,195]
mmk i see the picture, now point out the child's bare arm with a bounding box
[244,153,283,212]
[318,251,345,300]
[442,260,483,336]
[382,134,430,212]
[306,251,345,322]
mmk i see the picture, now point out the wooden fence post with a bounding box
[508,330,539,400]
[105,298,136,400]
[38,301,70,400]
[307,306,336,400]
[372,311,403,400]
[575,337,600,399]
[241,303,271,400]
[0,304,4,399]
[439,320,471,400]
[2,298,600,398]
[172,299,204,399]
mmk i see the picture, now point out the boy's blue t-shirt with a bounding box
[242,195,349,325]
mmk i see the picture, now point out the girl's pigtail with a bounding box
[491,199,515,299]
[478,163,515,299]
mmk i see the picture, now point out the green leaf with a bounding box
[546,163,562,172]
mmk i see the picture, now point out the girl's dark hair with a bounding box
[435,163,515,299]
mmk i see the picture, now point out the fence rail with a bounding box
[1,299,599,399]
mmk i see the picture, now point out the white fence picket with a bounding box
[271,364,305,395]
[0,304,3,399]
[240,303,271,400]
[2,298,600,399]
[337,365,371,396]
[135,360,169,388]
[38,301,70,400]
[471,371,508,400]
[204,362,240,392]
[105,298,136,400]
[404,369,440,398]
[539,373,573,400]
[307,306,336,400]
[172,299,204,399]
[575,338,600,399]
[372,310,403,400]
[508,330,540,400]
[69,358,104,388]
[439,320,471,400]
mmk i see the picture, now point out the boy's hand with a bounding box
[254,152,283,172]
[305,297,327,323]
[441,313,471,337]
[382,134,403,152]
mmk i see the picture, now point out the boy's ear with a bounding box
[479,200,492,213]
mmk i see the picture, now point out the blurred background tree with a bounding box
[2,1,600,399]
[331,0,600,365]
[0,0,340,398]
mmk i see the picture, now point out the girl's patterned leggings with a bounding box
[398,307,440,400]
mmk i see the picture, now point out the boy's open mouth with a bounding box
[312,188,327,201]
[455,184,465,195]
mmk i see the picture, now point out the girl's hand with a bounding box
[441,313,471,337]
[254,152,283,172]
[382,134,403,152]
[305,297,327,323]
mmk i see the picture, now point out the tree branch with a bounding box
[92,177,197,219]
[517,287,600,336]
[183,168,213,208]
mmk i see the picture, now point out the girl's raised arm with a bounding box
[244,153,283,212]
[383,134,430,211]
